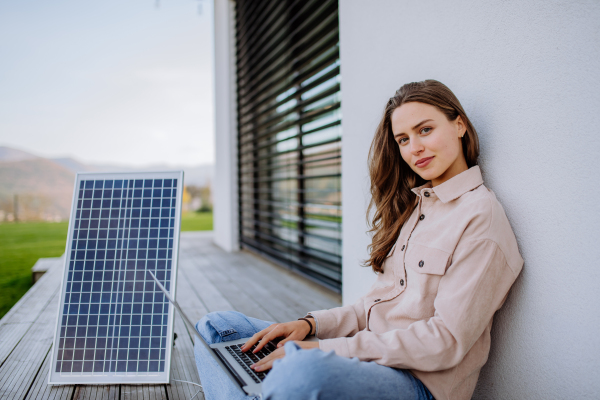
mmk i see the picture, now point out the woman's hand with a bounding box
[250,341,319,372]
[241,319,314,353]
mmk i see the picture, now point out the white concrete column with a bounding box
[212,0,238,252]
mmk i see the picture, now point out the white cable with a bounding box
[172,379,204,400]
[173,379,203,388]
[190,389,202,400]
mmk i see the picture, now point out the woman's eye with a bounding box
[420,127,432,134]
[398,137,408,145]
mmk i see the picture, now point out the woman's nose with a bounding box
[410,139,424,155]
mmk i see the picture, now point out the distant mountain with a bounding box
[0,146,40,162]
[51,157,96,173]
[0,157,75,220]
[0,146,214,221]
[50,157,213,187]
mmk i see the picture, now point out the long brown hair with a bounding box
[363,79,480,273]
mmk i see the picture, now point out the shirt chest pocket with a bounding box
[398,243,452,318]
[404,243,451,275]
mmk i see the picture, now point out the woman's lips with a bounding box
[415,156,434,168]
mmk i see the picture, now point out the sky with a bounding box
[0,0,214,167]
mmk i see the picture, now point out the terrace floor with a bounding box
[0,231,341,400]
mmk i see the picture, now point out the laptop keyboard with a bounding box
[225,342,277,383]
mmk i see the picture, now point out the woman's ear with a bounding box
[456,116,466,138]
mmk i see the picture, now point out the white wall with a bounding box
[338,1,600,398]
[212,0,239,252]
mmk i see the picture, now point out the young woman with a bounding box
[194,79,523,400]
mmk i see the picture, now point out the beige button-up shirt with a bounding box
[308,166,523,400]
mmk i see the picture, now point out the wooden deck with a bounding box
[0,231,341,400]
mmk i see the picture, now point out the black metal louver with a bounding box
[235,0,342,291]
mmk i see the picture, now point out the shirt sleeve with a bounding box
[306,292,368,339]
[317,239,522,371]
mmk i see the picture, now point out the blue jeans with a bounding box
[194,311,435,400]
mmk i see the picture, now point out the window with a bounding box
[235,0,342,291]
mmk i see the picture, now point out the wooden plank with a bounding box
[178,255,256,319]
[191,247,338,322]
[73,385,119,400]
[121,384,141,400]
[24,346,75,400]
[194,253,297,323]
[176,256,235,314]
[178,231,339,320]
[22,349,48,400]
[169,254,207,400]
[122,384,165,400]
[238,250,341,309]
[72,385,115,400]
[0,326,50,399]
[95,386,119,400]
[175,317,204,400]
[0,288,60,400]
[0,323,30,368]
[223,244,335,302]
[144,385,153,400]
[165,257,207,399]
[166,342,186,400]
[183,254,276,322]
[71,386,90,400]
[174,259,210,332]
[87,385,101,400]
[30,380,74,399]
[166,314,203,400]
[47,386,75,400]
[232,261,323,316]
[180,235,340,312]
[168,344,193,400]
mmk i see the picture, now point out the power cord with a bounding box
[172,379,203,400]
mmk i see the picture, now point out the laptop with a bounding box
[146,270,278,396]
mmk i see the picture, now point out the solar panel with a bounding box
[48,171,183,384]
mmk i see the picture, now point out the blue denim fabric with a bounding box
[194,311,435,400]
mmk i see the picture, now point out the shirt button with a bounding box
[400,279,404,286]
[419,260,424,267]
[423,191,430,197]
[374,299,381,302]
[401,245,405,251]
[419,214,425,221]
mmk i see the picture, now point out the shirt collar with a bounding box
[411,165,484,203]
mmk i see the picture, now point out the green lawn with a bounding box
[180,211,213,231]
[0,212,212,319]
[0,221,69,319]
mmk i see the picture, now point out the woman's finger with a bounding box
[253,324,284,352]
[251,347,286,372]
[242,324,276,351]
[241,329,266,350]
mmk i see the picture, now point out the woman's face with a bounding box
[391,101,468,187]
